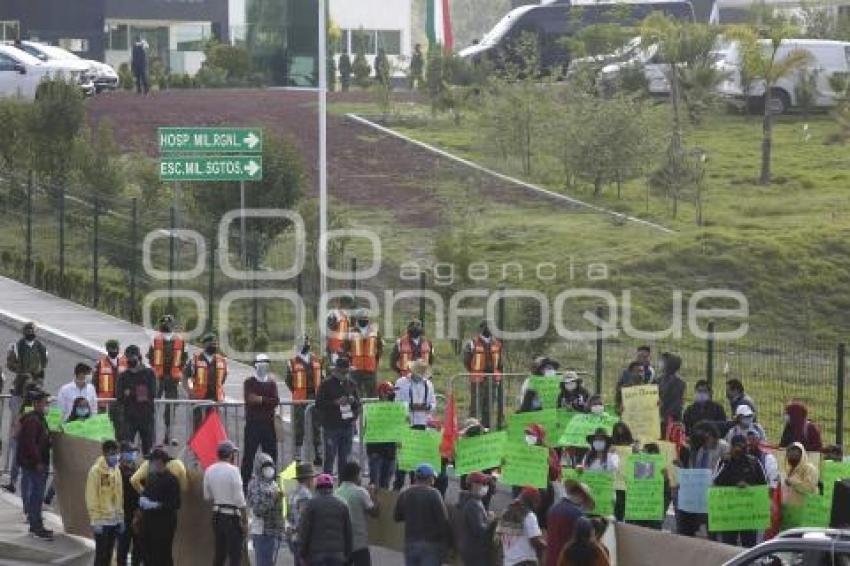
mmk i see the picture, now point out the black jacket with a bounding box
[116,367,157,420]
[142,469,181,515]
[682,401,727,434]
[298,491,352,559]
[714,454,768,487]
[120,464,140,523]
[316,372,361,429]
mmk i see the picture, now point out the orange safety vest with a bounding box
[94,355,127,400]
[350,326,380,373]
[191,352,227,401]
[327,310,350,355]
[469,337,503,384]
[396,336,432,377]
[151,334,185,381]
[289,356,323,401]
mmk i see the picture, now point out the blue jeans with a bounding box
[252,534,281,566]
[404,541,444,566]
[368,452,395,489]
[322,426,353,475]
[21,467,47,531]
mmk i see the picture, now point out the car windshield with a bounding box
[480,6,535,46]
[0,45,46,66]
[38,44,80,61]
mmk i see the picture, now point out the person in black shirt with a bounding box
[682,380,727,435]
[115,345,156,455]
[139,448,180,566]
[117,442,141,566]
[713,434,767,547]
[316,357,361,475]
[130,37,149,95]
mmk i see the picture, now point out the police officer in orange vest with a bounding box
[326,295,356,359]
[285,335,324,465]
[463,320,504,429]
[94,339,127,426]
[146,315,187,444]
[389,319,434,378]
[183,333,228,431]
[345,309,383,398]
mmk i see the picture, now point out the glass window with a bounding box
[174,22,210,51]
[57,38,89,53]
[0,52,17,71]
[376,30,401,55]
[336,29,349,54]
[106,24,129,51]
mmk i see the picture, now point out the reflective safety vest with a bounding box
[190,352,227,401]
[94,355,127,400]
[151,335,184,381]
[289,356,323,401]
[350,326,380,373]
[469,337,503,384]
[327,310,350,355]
[396,336,432,377]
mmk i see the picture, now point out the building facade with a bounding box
[329,0,413,76]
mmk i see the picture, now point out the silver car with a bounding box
[723,529,850,566]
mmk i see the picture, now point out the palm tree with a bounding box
[728,24,812,184]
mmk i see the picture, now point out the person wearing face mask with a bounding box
[456,471,497,566]
[545,480,595,566]
[57,362,98,421]
[557,372,591,412]
[519,389,543,413]
[518,356,561,406]
[390,318,435,378]
[140,447,181,566]
[345,309,383,398]
[286,335,324,465]
[184,333,228,431]
[725,378,757,418]
[713,434,768,547]
[336,461,380,566]
[676,422,728,538]
[316,356,361,474]
[464,320,504,429]
[3,322,48,494]
[724,404,766,445]
[781,443,819,516]
[94,339,127,427]
[581,428,619,473]
[67,396,93,422]
[147,315,187,445]
[615,362,645,415]
[682,380,727,436]
[779,400,823,453]
[241,353,281,485]
[392,360,437,490]
[247,452,285,566]
[86,439,124,566]
[326,295,356,358]
[116,442,141,566]
[116,345,157,454]
[16,388,53,539]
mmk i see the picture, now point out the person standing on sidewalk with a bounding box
[336,461,379,566]
[86,439,124,566]
[117,442,141,566]
[3,321,48,494]
[116,345,156,454]
[139,447,181,566]
[17,389,52,540]
[246,452,285,566]
[147,315,186,444]
[94,339,127,423]
[286,335,324,465]
[316,357,361,474]
[393,463,452,566]
[393,360,437,490]
[346,309,383,398]
[241,353,280,485]
[298,473,353,566]
[390,319,434,378]
[457,471,497,566]
[286,462,316,562]
[204,440,248,566]
[57,362,98,421]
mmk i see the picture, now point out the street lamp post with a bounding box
[318,0,328,332]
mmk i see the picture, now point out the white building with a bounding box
[329,0,413,76]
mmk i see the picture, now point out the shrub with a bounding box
[118,63,134,90]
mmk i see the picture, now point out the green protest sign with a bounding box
[708,486,771,532]
[364,403,408,443]
[397,429,441,471]
[62,414,116,442]
[501,443,549,488]
[527,376,562,409]
[563,468,615,516]
[46,407,63,432]
[556,413,618,447]
[624,454,665,520]
[455,431,507,475]
[506,410,560,446]
[793,461,850,527]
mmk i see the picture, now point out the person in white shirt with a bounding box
[580,428,620,473]
[497,487,546,566]
[203,440,247,566]
[57,362,98,421]
[394,359,436,428]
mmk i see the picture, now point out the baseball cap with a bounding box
[415,463,436,479]
[217,440,239,459]
[316,473,335,488]
[735,405,754,417]
[468,471,489,485]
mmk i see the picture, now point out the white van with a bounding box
[716,39,850,114]
[16,41,117,93]
[0,44,88,101]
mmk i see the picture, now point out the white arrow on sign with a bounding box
[243,132,260,149]
[245,160,261,177]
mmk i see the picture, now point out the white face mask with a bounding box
[592,440,607,452]
[525,435,538,446]
[565,381,578,392]
[261,467,275,480]
[476,485,489,498]
[255,363,270,381]
[543,368,556,377]
[590,404,604,415]
[783,414,791,424]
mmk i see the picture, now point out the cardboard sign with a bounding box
[506,409,561,446]
[624,454,666,520]
[556,413,618,447]
[364,402,408,443]
[397,428,441,471]
[61,414,115,442]
[564,468,615,516]
[501,443,549,488]
[527,376,562,409]
[621,385,660,443]
[708,486,771,532]
[677,469,713,514]
[455,431,507,475]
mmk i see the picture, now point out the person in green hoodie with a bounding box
[85,439,124,566]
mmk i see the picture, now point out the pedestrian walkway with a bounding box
[0,491,94,565]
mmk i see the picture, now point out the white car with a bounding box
[595,38,673,96]
[0,44,70,100]
[16,41,118,93]
[716,39,850,114]
[4,42,95,97]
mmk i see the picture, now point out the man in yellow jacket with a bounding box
[130,445,188,494]
[85,439,124,566]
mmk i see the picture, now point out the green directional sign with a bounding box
[158,127,263,153]
[159,156,263,182]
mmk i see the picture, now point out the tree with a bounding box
[729,24,811,184]
[74,120,124,202]
[826,72,850,144]
[338,53,352,91]
[31,78,86,184]
[649,145,707,222]
[351,30,372,88]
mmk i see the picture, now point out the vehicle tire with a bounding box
[766,88,791,115]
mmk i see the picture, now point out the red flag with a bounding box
[441,0,454,53]
[188,409,228,469]
[439,394,458,459]
[765,486,783,540]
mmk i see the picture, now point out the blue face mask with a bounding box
[75,407,90,418]
[106,454,119,468]
[122,452,137,464]
[531,399,542,410]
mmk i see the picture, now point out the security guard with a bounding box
[184,333,228,431]
[389,318,434,378]
[286,335,324,465]
[463,320,503,429]
[94,339,127,428]
[346,309,383,397]
[146,315,187,444]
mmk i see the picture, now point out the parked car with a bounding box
[716,39,850,114]
[15,40,118,93]
[723,529,850,565]
[0,44,86,100]
[593,38,674,95]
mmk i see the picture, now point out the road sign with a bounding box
[158,127,263,154]
[159,156,263,182]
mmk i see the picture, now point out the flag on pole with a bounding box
[426,0,454,53]
[439,393,458,458]
[188,409,228,469]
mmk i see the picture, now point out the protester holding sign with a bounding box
[676,421,728,537]
[657,353,686,438]
[580,428,619,474]
[682,381,727,436]
[713,435,768,547]
[366,381,400,489]
[781,443,819,517]
[621,385,660,444]
[556,372,590,413]
[518,357,562,409]
[611,422,636,521]
[624,449,667,529]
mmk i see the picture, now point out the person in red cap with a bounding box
[298,473,352,565]
[497,487,546,566]
[456,471,496,565]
